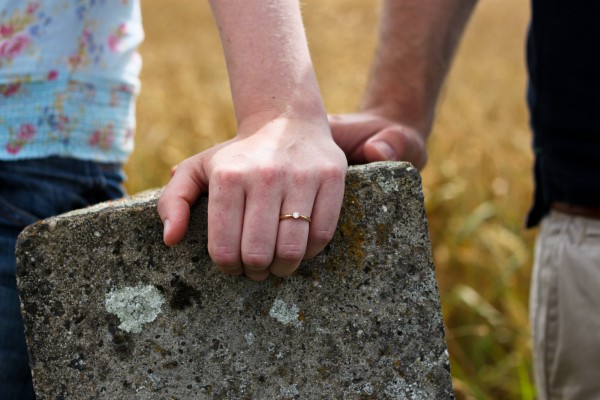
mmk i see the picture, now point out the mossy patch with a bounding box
[324,185,366,272]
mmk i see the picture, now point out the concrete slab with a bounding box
[16,162,454,399]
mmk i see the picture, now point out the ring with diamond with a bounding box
[279,211,311,223]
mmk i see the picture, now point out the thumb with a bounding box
[157,156,209,246]
[364,126,428,169]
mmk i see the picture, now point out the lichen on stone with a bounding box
[105,285,166,333]
[327,188,366,271]
[269,298,301,326]
[376,175,400,192]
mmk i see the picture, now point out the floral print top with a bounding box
[0,0,143,162]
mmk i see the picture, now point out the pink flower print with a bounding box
[26,3,40,15]
[110,84,134,106]
[0,24,14,38]
[89,125,115,151]
[108,23,127,52]
[107,35,119,52]
[55,115,69,133]
[0,35,30,60]
[119,84,135,94]
[18,124,36,140]
[0,83,21,97]
[47,70,58,81]
[89,131,99,147]
[5,123,36,155]
[5,142,22,155]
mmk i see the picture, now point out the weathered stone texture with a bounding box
[16,162,454,399]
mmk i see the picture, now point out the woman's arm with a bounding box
[157,0,347,281]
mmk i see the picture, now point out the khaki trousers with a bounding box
[530,211,600,400]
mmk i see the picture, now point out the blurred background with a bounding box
[129,0,534,398]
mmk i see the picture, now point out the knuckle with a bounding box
[290,169,311,187]
[213,168,244,187]
[209,245,240,267]
[276,243,306,263]
[255,166,283,188]
[318,164,346,184]
[310,228,336,246]
[176,157,194,170]
[242,247,273,269]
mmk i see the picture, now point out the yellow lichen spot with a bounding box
[375,223,393,247]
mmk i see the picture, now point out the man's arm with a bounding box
[158,0,347,281]
[331,0,478,169]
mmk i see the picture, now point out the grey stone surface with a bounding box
[16,162,454,399]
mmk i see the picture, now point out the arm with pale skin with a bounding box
[330,0,478,169]
[157,0,347,281]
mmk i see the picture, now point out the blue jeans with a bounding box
[0,157,125,399]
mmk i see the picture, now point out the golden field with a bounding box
[128,0,534,398]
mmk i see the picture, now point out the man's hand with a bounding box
[157,116,347,281]
[328,113,428,169]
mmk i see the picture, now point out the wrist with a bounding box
[236,108,330,139]
[234,79,327,126]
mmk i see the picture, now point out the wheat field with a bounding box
[128,1,534,398]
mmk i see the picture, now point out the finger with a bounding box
[364,126,428,169]
[207,169,246,276]
[157,158,208,246]
[240,173,282,281]
[328,114,372,163]
[270,183,315,277]
[304,167,346,259]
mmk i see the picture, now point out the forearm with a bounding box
[361,0,478,135]
[208,0,326,128]
[159,1,346,278]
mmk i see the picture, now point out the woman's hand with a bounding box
[157,0,348,280]
[157,114,347,281]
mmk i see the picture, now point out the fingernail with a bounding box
[163,218,170,242]
[372,141,395,160]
